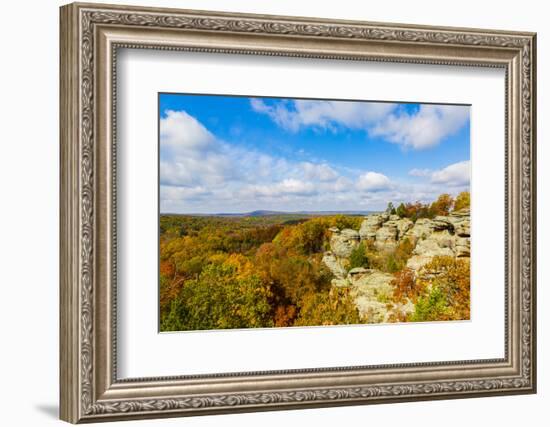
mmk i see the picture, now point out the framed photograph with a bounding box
[60,2,537,423]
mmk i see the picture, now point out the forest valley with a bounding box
[160,191,470,331]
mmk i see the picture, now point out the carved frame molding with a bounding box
[60,2,536,423]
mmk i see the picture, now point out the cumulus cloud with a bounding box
[251,98,396,133]
[160,110,238,187]
[300,162,339,182]
[251,99,469,150]
[160,108,470,214]
[430,160,470,186]
[160,109,356,213]
[357,171,392,192]
[371,104,470,150]
[160,110,215,153]
[242,179,318,198]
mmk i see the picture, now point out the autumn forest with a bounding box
[159,192,471,331]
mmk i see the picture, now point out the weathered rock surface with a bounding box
[322,252,347,279]
[448,208,470,237]
[348,269,395,322]
[396,218,414,239]
[404,218,436,243]
[358,214,387,240]
[348,269,394,291]
[331,278,350,288]
[406,229,459,271]
[455,237,470,257]
[329,228,360,258]
[374,222,398,250]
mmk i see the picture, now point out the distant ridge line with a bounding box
[160,210,380,217]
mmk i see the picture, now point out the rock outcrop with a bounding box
[322,208,470,322]
[358,214,388,240]
[348,268,395,322]
[405,208,471,270]
[374,221,398,250]
[322,252,347,280]
[329,228,360,258]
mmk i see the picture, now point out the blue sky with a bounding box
[159,93,470,213]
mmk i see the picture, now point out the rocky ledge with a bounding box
[322,208,470,322]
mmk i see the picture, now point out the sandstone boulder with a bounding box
[331,278,350,288]
[448,208,470,237]
[406,255,433,271]
[375,222,398,250]
[432,215,454,231]
[352,297,390,323]
[348,269,394,294]
[359,214,387,240]
[348,267,370,276]
[348,269,395,323]
[395,217,414,239]
[404,218,436,243]
[406,230,455,270]
[450,207,470,219]
[455,237,470,257]
[341,228,360,239]
[322,252,347,279]
[454,222,470,238]
[329,228,360,258]
[446,208,470,237]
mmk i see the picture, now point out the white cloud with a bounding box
[242,179,318,198]
[300,162,339,182]
[160,185,212,203]
[357,172,392,192]
[251,99,469,150]
[160,108,470,214]
[430,160,470,186]
[371,104,470,150]
[160,110,237,187]
[160,110,296,189]
[160,109,358,212]
[160,110,215,153]
[251,98,396,133]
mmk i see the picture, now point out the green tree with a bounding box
[396,203,407,218]
[386,202,396,215]
[411,286,450,322]
[410,256,470,322]
[348,242,369,270]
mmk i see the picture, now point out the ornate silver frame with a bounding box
[60,2,537,423]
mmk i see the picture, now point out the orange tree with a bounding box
[429,193,455,216]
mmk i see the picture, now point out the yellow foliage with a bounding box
[223,253,255,279]
[454,191,470,211]
[415,256,470,321]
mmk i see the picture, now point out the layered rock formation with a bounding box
[322,208,470,322]
[405,209,470,271]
